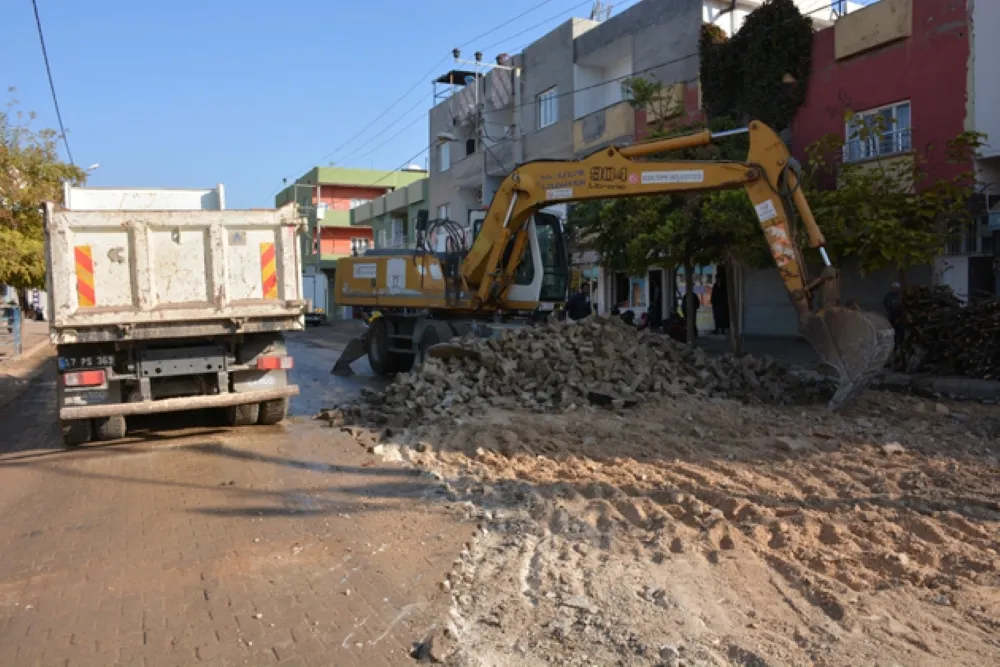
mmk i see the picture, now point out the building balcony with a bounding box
[435,150,481,189]
[835,0,912,60]
[838,129,915,192]
[484,140,515,178]
[351,179,427,226]
[573,100,636,155]
[316,208,352,228]
[842,128,912,164]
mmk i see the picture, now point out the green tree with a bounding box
[699,0,813,131]
[803,113,985,285]
[570,74,772,349]
[0,92,85,290]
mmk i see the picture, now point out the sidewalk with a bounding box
[0,318,49,361]
[0,319,53,411]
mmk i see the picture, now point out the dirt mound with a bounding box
[340,317,834,427]
[353,391,1000,666]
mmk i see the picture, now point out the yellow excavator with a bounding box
[332,120,894,410]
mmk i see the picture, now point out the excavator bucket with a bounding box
[331,333,368,377]
[799,306,895,410]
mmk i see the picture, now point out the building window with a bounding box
[390,219,404,248]
[466,138,476,157]
[844,101,912,163]
[351,237,370,255]
[438,142,451,172]
[538,87,558,129]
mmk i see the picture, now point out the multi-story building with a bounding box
[734,0,998,336]
[350,178,430,250]
[427,0,862,322]
[275,166,426,316]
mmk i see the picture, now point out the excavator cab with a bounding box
[473,209,570,311]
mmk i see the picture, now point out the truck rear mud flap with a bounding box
[59,386,299,421]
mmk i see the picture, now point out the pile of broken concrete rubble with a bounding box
[339,316,835,427]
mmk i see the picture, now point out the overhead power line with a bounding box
[30,0,74,166]
[334,93,434,168]
[369,0,843,187]
[300,0,844,196]
[508,0,843,112]
[269,0,587,202]
[481,0,602,53]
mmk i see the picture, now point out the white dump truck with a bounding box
[45,185,306,446]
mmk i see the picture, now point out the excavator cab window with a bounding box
[535,212,569,302]
[474,211,569,300]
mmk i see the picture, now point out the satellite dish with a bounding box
[464,75,475,85]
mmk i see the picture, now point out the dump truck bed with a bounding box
[44,202,306,344]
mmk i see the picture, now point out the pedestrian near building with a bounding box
[883,282,905,350]
[566,283,593,321]
[711,270,729,335]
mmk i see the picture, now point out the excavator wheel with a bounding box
[366,317,394,376]
[800,306,895,411]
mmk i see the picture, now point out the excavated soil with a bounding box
[330,321,1000,665]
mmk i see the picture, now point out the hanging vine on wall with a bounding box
[699,0,814,131]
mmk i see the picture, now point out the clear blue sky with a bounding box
[3,0,623,208]
[5,0,879,209]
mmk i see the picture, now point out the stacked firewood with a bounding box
[893,285,1000,378]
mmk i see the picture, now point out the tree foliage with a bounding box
[570,77,771,273]
[568,75,775,345]
[700,0,813,130]
[0,92,85,289]
[802,114,985,281]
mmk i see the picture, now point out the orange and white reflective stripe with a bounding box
[74,245,95,308]
[260,242,278,300]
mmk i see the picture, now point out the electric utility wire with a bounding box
[501,0,643,55]
[509,0,843,112]
[367,0,842,188]
[31,0,74,166]
[335,93,434,167]
[269,0,571,202]
[346,0,597,171]
[303,0,566,169]
[481,0,610,53]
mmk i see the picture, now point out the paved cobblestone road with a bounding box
[0,331,469,667]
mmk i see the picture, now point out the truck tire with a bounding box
[62,420,92,447]
[93,415,127,441]
[367,317,393,376]
[257,398,288,425]
[225,403,260,427]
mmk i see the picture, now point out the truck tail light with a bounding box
[256,355,294,370]
[64,370,106,387]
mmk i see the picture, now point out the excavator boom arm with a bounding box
[461,120,894,409]
[462,122,824,315]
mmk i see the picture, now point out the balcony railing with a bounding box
[842,127,912,163]
[572,100,635,154]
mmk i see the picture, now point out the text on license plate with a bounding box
[58,355,115,371]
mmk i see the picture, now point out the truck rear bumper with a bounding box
[59,386,299,421]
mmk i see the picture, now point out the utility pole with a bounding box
[451,49,518,208]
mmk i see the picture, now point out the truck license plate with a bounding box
[58,355,115,371]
